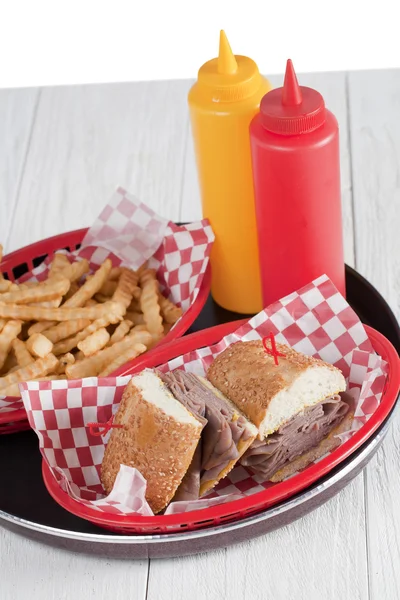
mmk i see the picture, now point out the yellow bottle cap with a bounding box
[197,30,264,103]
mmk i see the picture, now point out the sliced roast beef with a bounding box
[241,395,349,479]
[157,369,253,500]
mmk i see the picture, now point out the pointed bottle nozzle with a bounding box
[282,59,302,106]
[218,30,238,75]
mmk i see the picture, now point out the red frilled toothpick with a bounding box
[87,415,124,437]
[262,332,286,366]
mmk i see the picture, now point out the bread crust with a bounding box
[101,379,202,514]
[207,340,344,430]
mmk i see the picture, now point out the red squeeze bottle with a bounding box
[250,59,345,306]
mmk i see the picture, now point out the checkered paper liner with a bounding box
[0,186,214,414]
[19,275,388,517]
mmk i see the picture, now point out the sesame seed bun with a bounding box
[207,341,346,438]
[101,371,202,514]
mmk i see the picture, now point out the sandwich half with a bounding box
[157,369,258,499]
[101,370,203,514]
[207,340,350,481]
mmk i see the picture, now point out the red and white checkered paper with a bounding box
[0,186,214,414]
[19,275,389,517]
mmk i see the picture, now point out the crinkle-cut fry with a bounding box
[0,300,123,322]
[98,342,147,376]
[98,280,118,297]
[12,338,34,368]
[49,253,71,278]
[128,327,154,349]
[28,321,57,336]
[0,278,70,305]
[74,350,85,361]
[0,318,6,333]
[0,373,66,397]
[0,353,58,391]
[65,329,153,379]
[55,353,75,374]
[63,259,112,308]
[52,313,122,355]
[0,279,14,292]
[77,327,110,357]
[139,270,163,337]
[0,320,22,369]
[0,350,18,375]
[136,261,148,277]
[163,322,173,336]
[16,281,38,289]
[127,297,141,312]
[112,268,140,309]
[0,382,21,397]
[69,259,89,282]
[94,293,110,304]
[26,333,54,358]
[63,281,79,301]
[35,375,66,381]
[84,299,98,307]
[108,319,133,345]
[125,311,145,325]
[138,268,157,286]
[129,324,148,332]
[158,293,183,324]
[29,297,63,309]
[108,267,123,281]
[43,319,91,344]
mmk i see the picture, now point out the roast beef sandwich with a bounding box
[101,368,257,512]
[206,340,352,482]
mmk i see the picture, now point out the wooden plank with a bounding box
[349,68,400,600]
[7,79,191,252]
[0,87,38,249]
[0,528,148,600]
[147,480,368,600]
[181,71,355,268]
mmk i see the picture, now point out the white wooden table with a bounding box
[0,70,399,600]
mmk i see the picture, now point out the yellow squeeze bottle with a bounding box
[188,31,272,314]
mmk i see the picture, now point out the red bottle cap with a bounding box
[260,59,326,135]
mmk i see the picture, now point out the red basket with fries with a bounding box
[0,188,213,432]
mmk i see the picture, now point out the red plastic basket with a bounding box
[0,228,211,431]
[42,320,400,535]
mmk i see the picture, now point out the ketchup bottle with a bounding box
[250,59,345,306]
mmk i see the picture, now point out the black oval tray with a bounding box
[0,265,399,558]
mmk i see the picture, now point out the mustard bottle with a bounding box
[188,31,272,314]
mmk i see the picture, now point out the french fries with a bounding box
[26,334,54,359]
[0,354,58,391]
[0,251,183,399]
[0,278,70,305]
[98,342,147,376]
[65,330,152,379]
[108,319,133,345]
[12,339,34,368]
[0,321,22,370]
[77,327,110,357]
[139,269,163,337]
